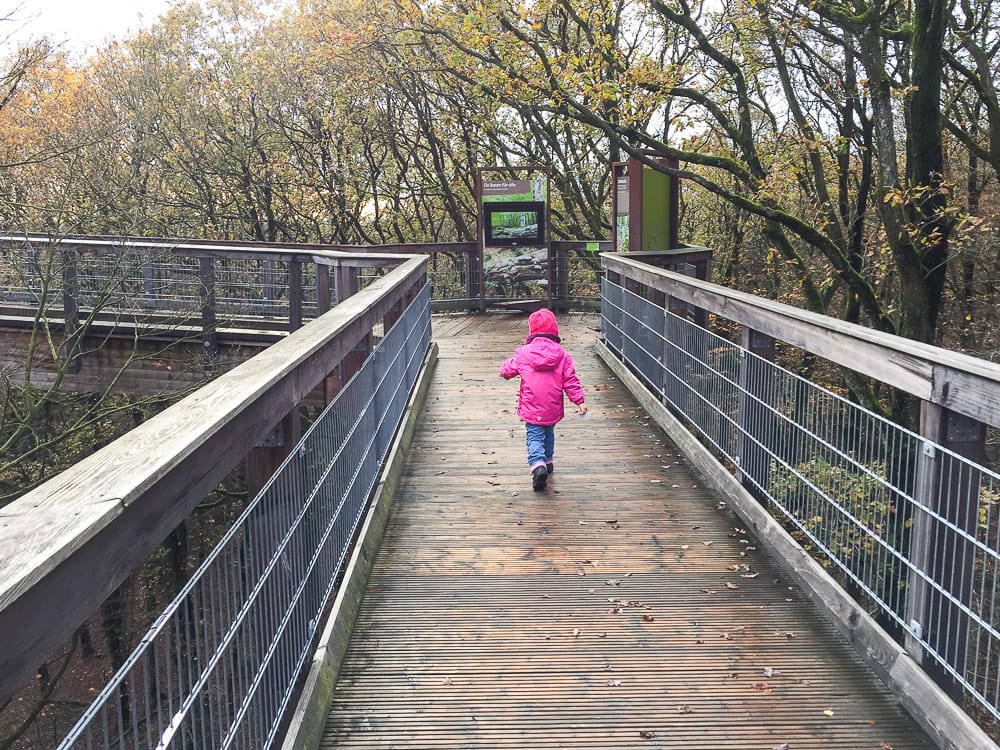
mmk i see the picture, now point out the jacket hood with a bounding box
[522,336,562,371]
[528,309,559,338]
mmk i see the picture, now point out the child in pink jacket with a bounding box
[500,309,587,491]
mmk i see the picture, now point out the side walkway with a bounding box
[321,313,933,748]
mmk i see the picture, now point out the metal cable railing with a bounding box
[602,275,1000,720]
[56,283,431,749]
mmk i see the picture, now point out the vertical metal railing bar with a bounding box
[152,648,163,750]
[221,553,239,743]
[602,272,1000,719]
[141,662,153,749]
[204,566,220,747]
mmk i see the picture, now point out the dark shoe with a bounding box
[532,466,548,491]
[546,462,554,475]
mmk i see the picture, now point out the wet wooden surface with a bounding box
[322,312,934,748]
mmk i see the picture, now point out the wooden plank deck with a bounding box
[322,312,934,748]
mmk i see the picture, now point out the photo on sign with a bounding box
[483,201,546,247]
[484,247,548,299]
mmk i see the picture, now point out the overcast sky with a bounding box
[5,0,173,55]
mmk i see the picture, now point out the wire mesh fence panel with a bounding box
[427,251,471,302]
[77,254,204,317]
[565,253,602,303]
[602,275,1000,721]
[56,284,431,750]
[0,241,64,306]
[214,258,317,320]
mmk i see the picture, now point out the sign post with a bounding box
[612,155,680,252]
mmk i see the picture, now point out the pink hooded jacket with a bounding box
[500,336,585,426]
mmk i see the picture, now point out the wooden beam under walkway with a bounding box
[314,313,935,748]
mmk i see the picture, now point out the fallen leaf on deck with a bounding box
[642,614,655,622]
[639,731,656,740]
[608,679,622,687]
[725,582,739,589]
[677,704,693,714]
[823,708,835,716]
[572,628,580,637]
[606,579,622,586]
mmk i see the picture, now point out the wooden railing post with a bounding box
[324,263,363,403]
[247,410,302,498]
[551,245,568,311]
[142,250,157,309]
[61,247,81,374]
[264,258,276,304]
[317,263,332,315]
[645,286,667,397]
[692,257,710,329]
[664,294,690,414]
[905,401,986,700]
[344,332,374,382]
[603,268,624,355]
[383,298,404,332]
[200,257,218,378]
[737,327,775,501]
[289,260,303,332]
[335,262,358,305]
[473,246,485,313]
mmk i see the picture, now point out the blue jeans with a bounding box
[525,423,555,471]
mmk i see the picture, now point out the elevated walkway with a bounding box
[308,314,933,748]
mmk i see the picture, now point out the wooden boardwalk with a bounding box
[321,313,934,748]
